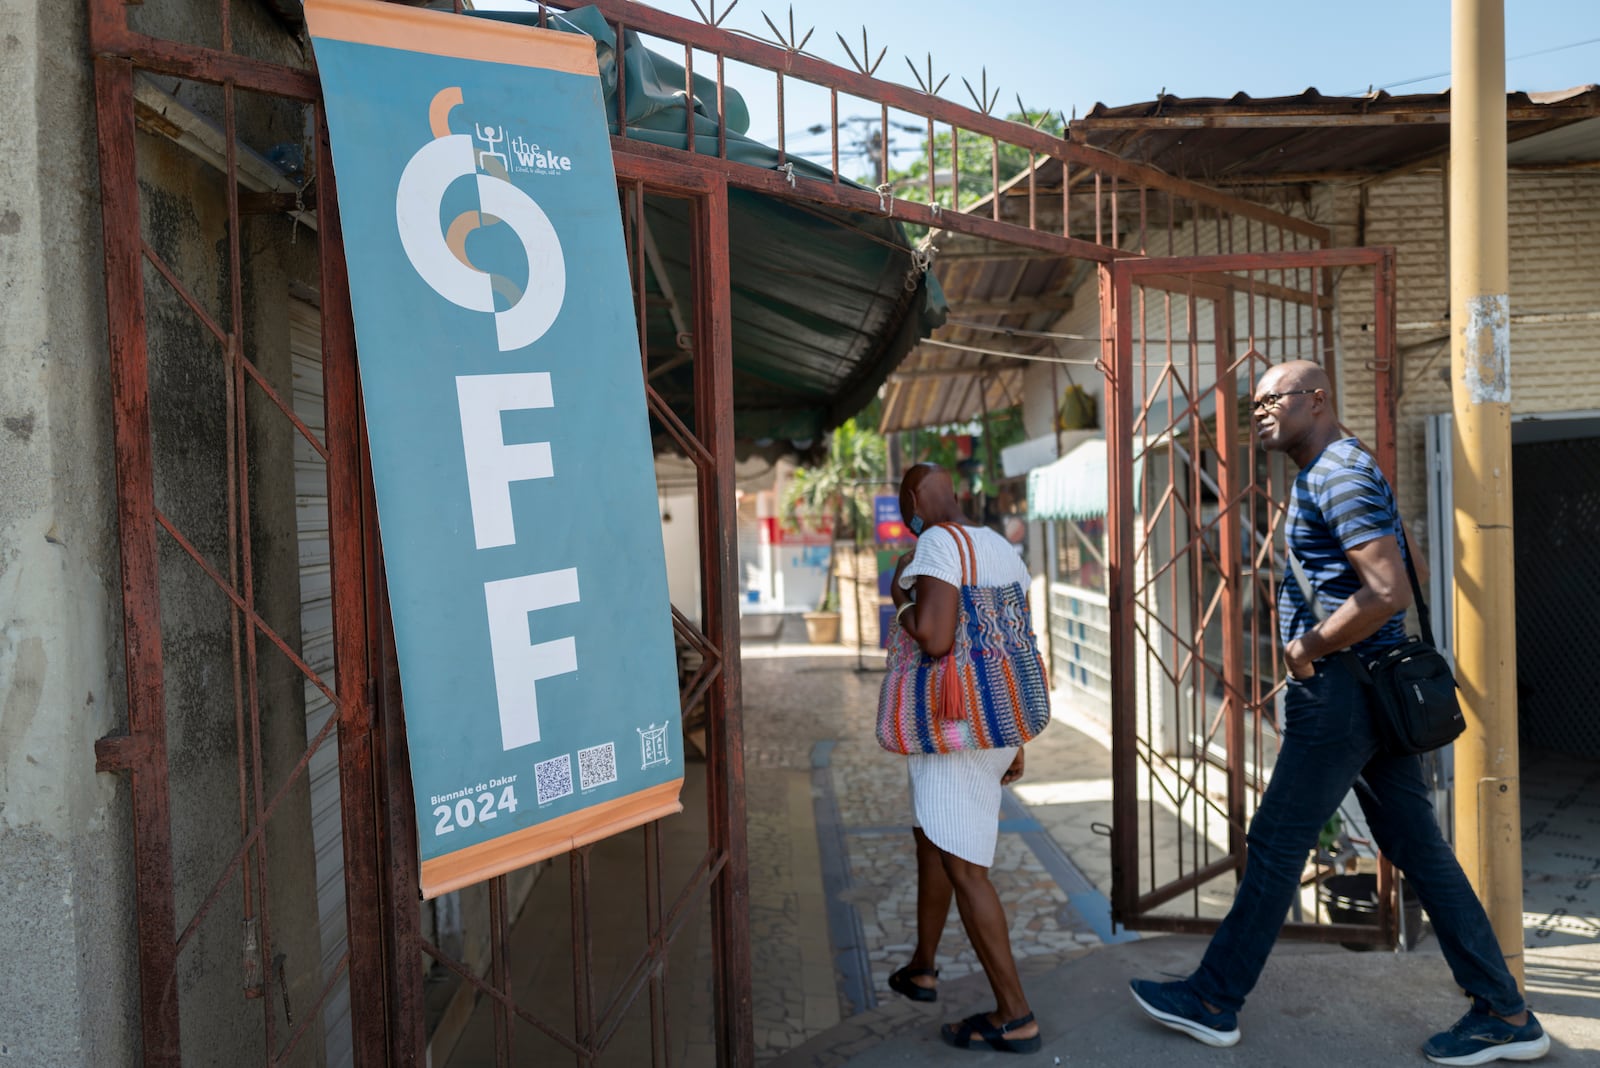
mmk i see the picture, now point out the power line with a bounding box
[1342,33,1600,95]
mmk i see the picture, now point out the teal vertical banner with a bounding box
[307,0,682,897]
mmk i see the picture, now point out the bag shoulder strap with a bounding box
[1288,536,1434,647]
[936,522,977,586]
[1395,521,1436,646]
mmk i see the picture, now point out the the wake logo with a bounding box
[471,119,573,176]
[509,134,573,175]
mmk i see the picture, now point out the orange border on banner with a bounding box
[420,779,685,898]
[304,0,599,76]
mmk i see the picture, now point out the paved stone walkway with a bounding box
[741,644,1122,1064]
[739,643,1600,1065]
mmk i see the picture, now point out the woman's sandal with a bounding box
[887,965,939,1003]
[939,1012,1041,1054]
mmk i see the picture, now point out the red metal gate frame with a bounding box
[86,15,753,1066]
[1102,247,1402,943]
[86,0,1338,1062]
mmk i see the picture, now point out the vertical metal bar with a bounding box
[1061,160,1070,239]
[92,53,182,1067]
[571,849,598,1066]
[1214,297,1248,871]
[1184,283,1200,903]
[1138,184,1147,255]
[1094,172,1103,246]
[883,102,892,190]
[632,181,648,377]
[1104,261,1139,924]
[775,71,785,167]
[1373,249,1399,482]
[951,127,960,213]
[616,21,628,138]
[990,136,1000,222]
[315,105,392,1068]
[369,484,426,1065]
[695,182,753,1066]
[644,823,669,1067]
[1110,174,1119,249]
[832,91,841,184]
[924,117,934,205]
[224,78,280,1054]
[684,45,696,155]
[489,877,513,1067]
[716,54,727,159]
[1027,150,1036,231]
[224,111,257,1008]
[1320,264,1339,390]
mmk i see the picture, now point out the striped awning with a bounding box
[1027,438,1108,521]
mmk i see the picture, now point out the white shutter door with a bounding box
[290,299,353,1068]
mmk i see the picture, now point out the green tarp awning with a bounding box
[475,7,946,448]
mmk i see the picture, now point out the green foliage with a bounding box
[781,417,888,541]
[903,405,1028,498]
[782,417,889,611]
[876,111,1066,214]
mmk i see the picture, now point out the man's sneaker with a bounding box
[1128,978,1241,1048]
[1423,1000,1550,1066]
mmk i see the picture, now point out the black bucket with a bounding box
[1318,873,1425,950]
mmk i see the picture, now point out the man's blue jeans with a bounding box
[1187,657,1525,1016]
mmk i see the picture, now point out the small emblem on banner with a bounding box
[637,723,672,771]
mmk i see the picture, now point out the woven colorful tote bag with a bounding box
[877,523,1052,754]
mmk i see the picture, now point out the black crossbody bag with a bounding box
[1286,545,1466,755]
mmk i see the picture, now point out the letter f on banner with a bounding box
[485,569,580,749]
[458,373,555,550]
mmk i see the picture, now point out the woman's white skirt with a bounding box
[907,746,1018,867]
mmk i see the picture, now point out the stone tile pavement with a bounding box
[443,633,1600,1066]
[741,642,1600,1067]
[741,644,1122,1064]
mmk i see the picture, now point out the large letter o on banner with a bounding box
[396,133,567,352]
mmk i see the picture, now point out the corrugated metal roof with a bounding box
[1070,85,1600,183]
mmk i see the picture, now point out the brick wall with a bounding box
[1328,172,1600,540]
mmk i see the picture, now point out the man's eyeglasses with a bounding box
[1251,389,1319,414]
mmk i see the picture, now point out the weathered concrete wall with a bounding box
[0,2,137,1065]
[135,115,326,1068]
[2,0,333,1061]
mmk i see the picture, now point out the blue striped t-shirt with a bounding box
[1279,438,1408,657]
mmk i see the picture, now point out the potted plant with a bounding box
[802,590,842,644]
[782,417,886,645]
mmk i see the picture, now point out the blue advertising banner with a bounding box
[306,0,682,897]
[874,494,910,544]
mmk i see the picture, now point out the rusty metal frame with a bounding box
[1103,247,1401,944]
[86,0,1337,1063]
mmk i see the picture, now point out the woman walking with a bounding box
[883,463,1042,1055]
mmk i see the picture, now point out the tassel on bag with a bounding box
[937,655,964,721]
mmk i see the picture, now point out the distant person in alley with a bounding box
[883,463,1042,1055]
[1129,361,1548,1066]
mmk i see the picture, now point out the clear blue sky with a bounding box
[483,0,1598,166]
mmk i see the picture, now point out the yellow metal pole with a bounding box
[1449,0,1524,987]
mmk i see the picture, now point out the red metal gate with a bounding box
[87,3,750,1061]
[86,1,1343,1063]
[1101,247,1404,944]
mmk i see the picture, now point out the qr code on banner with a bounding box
[534,754,573,806]
[578,742,618,791]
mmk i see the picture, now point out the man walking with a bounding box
[1128,361,1548,1066]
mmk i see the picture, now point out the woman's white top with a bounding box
[897,523,1031,867]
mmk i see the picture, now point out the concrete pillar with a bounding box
[0,3,139,1064]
